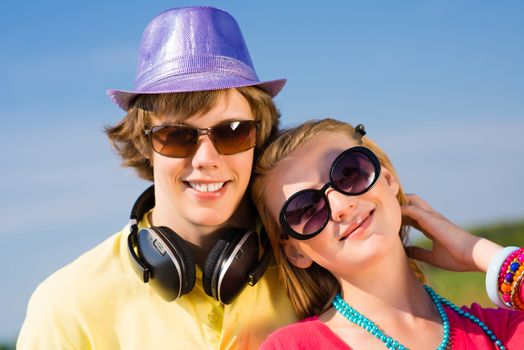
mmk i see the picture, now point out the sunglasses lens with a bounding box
[284,191,329,236]
[332,150,378,195]
[212,121,257,155]
[150,126,197,158]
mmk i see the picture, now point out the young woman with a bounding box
[17,7,296,350]
[252,118,524,349]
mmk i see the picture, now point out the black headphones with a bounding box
[127,185,271,304]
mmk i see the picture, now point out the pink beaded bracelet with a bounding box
[498,248,524,287]
[499,248,524,307]
[498,248,524,308]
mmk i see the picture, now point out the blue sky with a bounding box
[1,0,523,342]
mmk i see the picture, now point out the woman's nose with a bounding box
[326,188,357,222]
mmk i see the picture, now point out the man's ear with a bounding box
[281,241,313,269]
[381,167,400,196]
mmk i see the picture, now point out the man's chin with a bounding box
[188,209,235,230]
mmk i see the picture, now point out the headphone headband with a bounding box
[128,185,156,282]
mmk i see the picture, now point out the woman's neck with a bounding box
[336,241,435,321]
[322,243,443,349]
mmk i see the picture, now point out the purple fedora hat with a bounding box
[107,6,286,110]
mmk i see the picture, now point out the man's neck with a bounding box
[150,196,256,267]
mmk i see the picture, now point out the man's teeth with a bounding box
[189,182,225,192]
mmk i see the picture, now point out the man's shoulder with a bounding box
[31,227,131,306]
[17,226,138,350]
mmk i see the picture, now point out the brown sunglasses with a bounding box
[145,120,257,158]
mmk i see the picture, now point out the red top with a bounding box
[260,303,524,349]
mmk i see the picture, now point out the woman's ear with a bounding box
[381,167,400,196]
[281,241,313,269]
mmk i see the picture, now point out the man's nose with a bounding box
[191,135,220,169]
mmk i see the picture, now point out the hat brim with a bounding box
[107,75,286,111]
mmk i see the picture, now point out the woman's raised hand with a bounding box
[401,194,502,273]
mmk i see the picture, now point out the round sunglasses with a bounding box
[145,120,257,158]
[279,146,381,240]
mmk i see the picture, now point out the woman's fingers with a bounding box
[401,203,439,238]
[405,193,434,212]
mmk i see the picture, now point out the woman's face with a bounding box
[265,131,403,277]
[152,89,255,236]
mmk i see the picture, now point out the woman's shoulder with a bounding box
[448,302,524,348]
[260,316,350,350]
[460,302,524,322]
[273,316,324,334]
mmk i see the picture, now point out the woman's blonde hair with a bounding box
[252,118,426,319]
[105,86,280,181]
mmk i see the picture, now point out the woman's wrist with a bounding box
[473,238,504,273]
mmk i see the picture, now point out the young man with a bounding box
[17,7,296,349]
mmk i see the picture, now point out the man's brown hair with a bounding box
[105,86,280,181]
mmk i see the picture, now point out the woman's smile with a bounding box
[339,209,374,241]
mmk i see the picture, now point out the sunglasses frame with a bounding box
[145,120,258,158]
[279,146,381,241]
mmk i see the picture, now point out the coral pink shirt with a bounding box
[260,303,524,349]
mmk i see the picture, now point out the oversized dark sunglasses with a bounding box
[279,146,381,240]
[145,120,257,158]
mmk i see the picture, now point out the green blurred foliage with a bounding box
[417,218,524,307]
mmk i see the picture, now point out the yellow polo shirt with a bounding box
[17,215,297,350]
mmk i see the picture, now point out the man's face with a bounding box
[151,90,255,240]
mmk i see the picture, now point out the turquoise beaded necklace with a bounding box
[331,285,505,350]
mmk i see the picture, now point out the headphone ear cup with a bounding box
[137,226,196,301]
[202,228,259,304]
[202,236,229,299]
